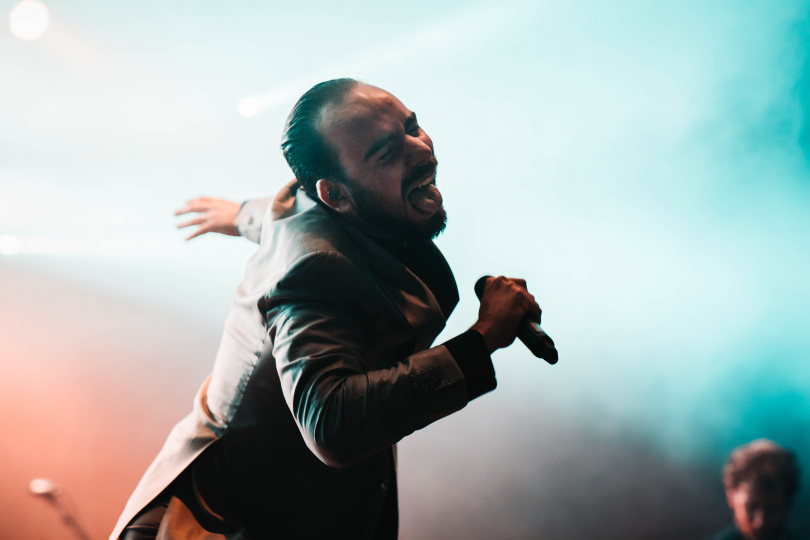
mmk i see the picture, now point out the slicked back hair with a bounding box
[280,78,359,196]
[723,439,801,501]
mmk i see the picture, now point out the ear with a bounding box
[315,179,355,214]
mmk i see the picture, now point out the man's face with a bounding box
[727,482,791,540]
[318,83,446,241]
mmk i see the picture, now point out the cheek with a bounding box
[380,167,408,202]
[730,498,752,525]
[358,170,407,209]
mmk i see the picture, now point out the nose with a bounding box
[404,133,433,168]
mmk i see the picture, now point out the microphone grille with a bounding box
[474,275,491,301]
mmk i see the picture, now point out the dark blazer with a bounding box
[111,181,490,539]
[704,525,744,540]
[703,524,804,540]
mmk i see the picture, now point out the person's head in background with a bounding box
[723,439,800,540]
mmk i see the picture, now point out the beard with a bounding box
[348,172,447,242]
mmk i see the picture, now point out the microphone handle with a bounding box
[474,276,559,365]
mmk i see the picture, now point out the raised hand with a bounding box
[175,197,241,240]
[470,276,542,353]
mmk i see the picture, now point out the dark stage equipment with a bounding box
[30,478,91,540]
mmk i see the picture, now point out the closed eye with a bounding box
[405,112,420,136]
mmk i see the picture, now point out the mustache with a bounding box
[402,155,439,196]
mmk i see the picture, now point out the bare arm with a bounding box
[175,197,272,243]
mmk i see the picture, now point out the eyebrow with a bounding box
[363,112,418,161]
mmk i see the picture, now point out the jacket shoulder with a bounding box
[268,201,360,267]
[255,203,372,310]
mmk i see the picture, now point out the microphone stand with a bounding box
[30,479,91,540]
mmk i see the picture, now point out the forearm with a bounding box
[299,345,470,468]
[266,250,497,468]
[272,301,473,467]
[309,331,496,466]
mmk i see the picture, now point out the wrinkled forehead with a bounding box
[318,84,408,164]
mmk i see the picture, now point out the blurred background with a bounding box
[1,0,809,538]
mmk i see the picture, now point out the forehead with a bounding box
[318,84,410,160]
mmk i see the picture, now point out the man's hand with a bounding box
[470,276,542,354]
[175,197,241,240]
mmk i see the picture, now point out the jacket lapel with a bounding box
[292,189,457,352]
[329,205,454,353]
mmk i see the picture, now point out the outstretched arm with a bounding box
[175,197,272,243]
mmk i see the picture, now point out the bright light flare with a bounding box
[9,0,49,41]
[238,97,261,118]
[238,84,301,118]
[0,234,21,255]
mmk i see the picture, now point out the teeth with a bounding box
[407,172,435,196]
[416,175,433,189]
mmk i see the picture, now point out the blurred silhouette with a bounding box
[30,478,91,540]
[704,439,801,540]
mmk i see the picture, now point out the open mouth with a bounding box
[406,171,442,213]
[406,171,435,197]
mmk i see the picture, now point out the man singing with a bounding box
[112,79,542,540]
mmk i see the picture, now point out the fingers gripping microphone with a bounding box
[475,276,559,365]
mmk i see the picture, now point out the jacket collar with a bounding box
[286,185,457,352]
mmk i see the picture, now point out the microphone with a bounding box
[474,276,559,365]
[30,478,61,498]
[29,478,91,540]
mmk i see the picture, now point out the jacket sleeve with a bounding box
[234,198,273,243]
[263,250,472,469]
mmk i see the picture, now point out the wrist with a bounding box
[470,322,496,354]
